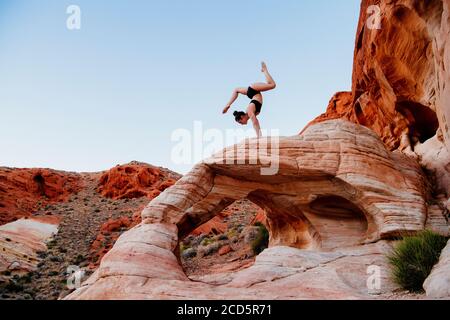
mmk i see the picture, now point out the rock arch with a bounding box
[165,169,375,252]
[66,120,431,300]
[144,120,427,243]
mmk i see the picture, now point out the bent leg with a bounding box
[252,62,276,92]
[251,82,276,92]
[236,87,249,95]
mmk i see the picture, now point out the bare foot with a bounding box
[261,62,268,73]
[223,105,230,114]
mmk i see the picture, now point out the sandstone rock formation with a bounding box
[251,209,268,227]
[0,163,185,299]
[307,0,450,197]
[0,168,82,225]
[190,201,260,236]
[89,208,143,269]
[9,0,446,300]
[0,216,59,280]
[150,120,441,246]
[90,162,181,266]
[97,162,179,200]
[423,239,450,298]
[66,237,398,300]
[65,120,448,300]
[97,162,240,239]
[190,210,228,236]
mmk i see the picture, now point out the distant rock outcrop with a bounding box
[190,201,260,236]
[86,163,181,268]
[0,163,184,299]
[97,162,179,200]
[89,207,144,269]
[0,168,82,225]
[65,120,448,300]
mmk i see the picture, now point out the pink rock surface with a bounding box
[424,239,450,298]
[65,120,446,300]
[0,217,59,278]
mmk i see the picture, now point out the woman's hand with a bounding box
[222,105,231,114]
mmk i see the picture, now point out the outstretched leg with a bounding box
[262,62,276,86]
[251,62,276,92]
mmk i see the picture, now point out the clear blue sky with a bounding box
[0,0,361,174]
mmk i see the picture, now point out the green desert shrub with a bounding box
[388,230,448,292]
[179,242,191,253]
[200,237,215,247]
[5,280,24,292]
[217,234,229,241]
[227,228,238,239]
[251,222,270,255]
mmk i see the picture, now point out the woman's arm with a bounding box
[223,87,246,114]
[248,110,262,138]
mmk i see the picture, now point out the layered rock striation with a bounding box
[65,120,447,299]
[0,216,59,280]
[307,0,450,196]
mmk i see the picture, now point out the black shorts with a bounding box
[251,100,262,114]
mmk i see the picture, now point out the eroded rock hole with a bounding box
[396,100,439,143]
[179,199,267,277]
[354,101,367,126]
[306,195,369,250]
[33,174,46,197]
[178,192,370,278]
[392,6,410,21]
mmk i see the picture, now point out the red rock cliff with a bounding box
[97,161,180,200]
[307,0,450,196]
[0,168,82,225]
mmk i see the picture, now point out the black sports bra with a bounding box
[247,86,260,99]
